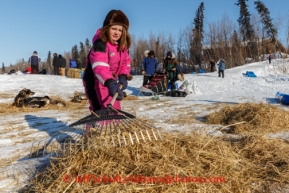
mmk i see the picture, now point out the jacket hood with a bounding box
[164,52,175,59]
[144,50,150,57]
[92,28,101,44]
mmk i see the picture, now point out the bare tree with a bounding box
[286,12,289,56]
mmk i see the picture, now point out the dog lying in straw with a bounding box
[12,88,52,108]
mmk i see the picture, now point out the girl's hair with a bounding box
[99,25,131,52]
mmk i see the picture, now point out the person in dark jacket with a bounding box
[163,51,179,91]
[52,53,60,75]
[58,54,66,76]
[70,58,77,68]
[28,51,41,74]
[268,54,272,64]
[210,59,215,72]
[141,50,158,86]
[217,59,226,78]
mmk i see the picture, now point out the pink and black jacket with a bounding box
[83,29,131,111]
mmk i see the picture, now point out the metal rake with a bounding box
[68,87,162,151]
[29,128,83,157]
[29,87,162,158]
[69,106,162,150]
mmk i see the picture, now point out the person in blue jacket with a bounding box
[217,59,226,78]
[141,50,158,86]
[70,58,77,68]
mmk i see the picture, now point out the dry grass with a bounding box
[123,95,139,101]
[0,154,23,168]
[0,126,26,135]
[23,129,289,193]
[0,96,88,115]
[169,111,198,125]
[206,102,289,134]
[0,93,15,99]
[15,102,289,192]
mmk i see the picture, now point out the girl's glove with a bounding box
[105,79,123,101]
[118,74,128,90]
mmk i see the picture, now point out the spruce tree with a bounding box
[46,51,52,73]
[85,38,91,55]
[79,42,86,69]
[2,62,5,74]
[254,0,277,39]
[236,0,258,61]
[71,45,81,68]
[235,0,255,41]
[190,2,205,66]
[232,30,240,47]
[47,51,51,65]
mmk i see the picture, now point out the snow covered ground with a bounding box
[1,58,289,192]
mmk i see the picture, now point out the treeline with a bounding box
[3,0,288,74]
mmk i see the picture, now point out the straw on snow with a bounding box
[26,133,289,192]
[206,102,289,134]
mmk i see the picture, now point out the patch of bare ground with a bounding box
[0,96,88,115]
[123,95,138,101]
[0,154,22,168]
[0,126,26,135]
[0,93,15,100]
[203,102,230,111]
[168,106,200,125]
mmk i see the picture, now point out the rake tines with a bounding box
[28,106,162,158]
[30,90,162,158]
[29,128,83,158]
[68,106,162,151]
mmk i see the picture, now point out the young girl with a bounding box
[83,10,132,112]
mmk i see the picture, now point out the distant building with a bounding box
[202,38,287,66]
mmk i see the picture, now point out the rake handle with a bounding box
[109,84,123,106]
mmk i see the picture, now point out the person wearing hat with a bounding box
[163,51,182,91]
[141,50,158,86]
[210,59,215,73]
[217,59,226,78]
[52,53,60,75]
[82,9,132,112]
[28,51,41,74]
[58,54,67,76]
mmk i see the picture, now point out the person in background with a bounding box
[28,51,40,74]
[217,59,226,78]
[210,59,215,73]
[70,58,77,68]
[58,54,66,76]
[52,53,60,75]
[268,54,272,64]
[141,50,158,86]
[163,51,179,91]
[173,60,184,82]
[83,9,132,112]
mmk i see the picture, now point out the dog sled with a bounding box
[139,72,167,96]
